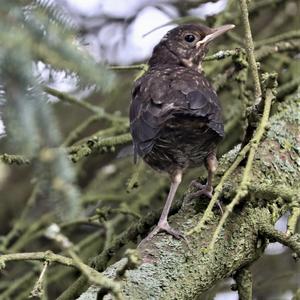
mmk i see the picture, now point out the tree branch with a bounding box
[259,224,300,256]
[238,0,262,106]
[68,133,132,163]
[255,30,300,47]
[0,154,30,165]
[209,84,275,249]
[287,207,300,236]
[233,268,253,300]
[44,86,126,123]
[77,91,299,300]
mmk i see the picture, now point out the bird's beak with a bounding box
[196,24,235,47]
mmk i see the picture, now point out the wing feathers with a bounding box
[130,67,224,159]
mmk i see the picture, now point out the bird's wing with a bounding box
[130,72,174,161]
[129,68,224,160]
[169,72,224,138]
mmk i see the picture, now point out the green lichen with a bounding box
[77,78,300,300]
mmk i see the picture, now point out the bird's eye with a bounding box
[184,34,195,43]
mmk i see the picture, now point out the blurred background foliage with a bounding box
[0,0,299,299]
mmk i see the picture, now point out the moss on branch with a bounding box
[77,92,300,300]
[256,40,300,60]
[234,268,253,300]
[68,133,132,163]
[0,154,30,165]
[208,83,275,249]
[0,250,123,300]
[1,133,132,166]
[239,0,262,106]
[287,207,300,236]
[259,224,300,256]
[79,204,271,299]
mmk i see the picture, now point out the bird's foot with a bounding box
[144,221,184,242]
[138,221,192,259]
[187,180,224,214]
[187,180,213,200]
[150,221,184,240]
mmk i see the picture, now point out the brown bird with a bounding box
[129,23,235,240]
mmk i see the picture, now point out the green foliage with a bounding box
[0,0,115,87]
[0,0,115,222]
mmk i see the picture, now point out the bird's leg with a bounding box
[188,153,218,200]
[143,170,183,241]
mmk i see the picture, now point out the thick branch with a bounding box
[77,94,299,300]
[234,268,253,300]
[78,203,270,300]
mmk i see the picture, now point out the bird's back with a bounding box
[129,65,224,173]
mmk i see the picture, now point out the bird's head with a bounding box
[149,23,235,70]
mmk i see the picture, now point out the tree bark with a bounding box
[78,96,300,299]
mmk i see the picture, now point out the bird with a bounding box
[129,23,235,240]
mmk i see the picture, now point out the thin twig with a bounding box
[126,161,144,192]
[73,123,129,145]
[0,251,83,268]
[10,213,52,253]
[277,77,300,98]
[256,40,300,60]
[239,0,262,106]
[255,30,300,48]
[44,224,123,299]
[204,49,238,61]
[259,224,300,256]
[44,86,125,123]
[208,87,274,249]
[0,220,110,299]
[187,143,251,235]
[29,261,49,298]
[0,132,132,166]
[108,64,148,71]
[0,249,123,299]
[44,86,101,114]
[0,154,29,165]
[68,133,132,162]
[62,114,100,146]
[67,249,123,299]
[233,49,249,140]
[0,187,39,252]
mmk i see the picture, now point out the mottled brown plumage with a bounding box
[129,23,235,240]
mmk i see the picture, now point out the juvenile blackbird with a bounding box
[129,23,235,240]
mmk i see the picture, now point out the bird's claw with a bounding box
[146,221,184,240]
[187,180,224,214]
[138,221,192,253]
[187,180,213,200]
[189,179,206,190]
